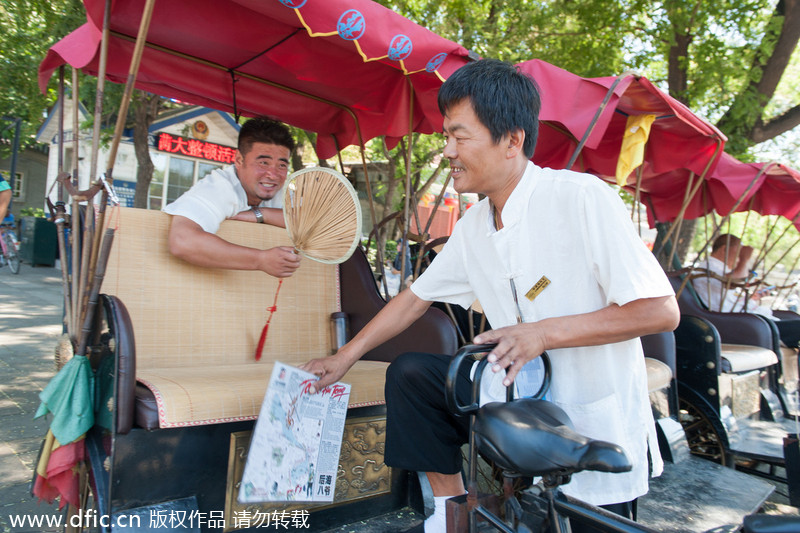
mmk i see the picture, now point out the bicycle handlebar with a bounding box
[445,343,551,416]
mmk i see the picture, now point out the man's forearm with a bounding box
[172,229,264,270]
[169,216,262,270]
[535,295,679,350]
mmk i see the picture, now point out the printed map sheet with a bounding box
[239,362,350,503]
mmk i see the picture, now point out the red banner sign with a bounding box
[156,132,236,164]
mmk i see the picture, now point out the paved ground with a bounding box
[0,262,797,532]
[0,263,64,532]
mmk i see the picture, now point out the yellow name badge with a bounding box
[525,276,551,301]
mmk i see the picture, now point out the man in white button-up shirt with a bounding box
[164,117,301,278]
[303,59,679,533]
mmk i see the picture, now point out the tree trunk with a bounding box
[132,92,162,209]
[717,0,800,152]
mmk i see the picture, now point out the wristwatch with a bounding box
[251,206,264,224]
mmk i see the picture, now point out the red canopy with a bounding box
[39,0,473,159]
[519,59,731,224]
[712,157,800,229]
[520,59,725,178]
[639,152,800,230]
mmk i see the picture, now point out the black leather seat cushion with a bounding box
[474,399,631,478]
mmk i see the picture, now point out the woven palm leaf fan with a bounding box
[256,167,361,361]
[283,167,362,264]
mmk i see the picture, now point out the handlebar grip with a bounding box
[445,344,552,416]
[445,344,496,416]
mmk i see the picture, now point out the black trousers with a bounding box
[384,352,472,474]
[384,351,639,526]
[776,319,800,348]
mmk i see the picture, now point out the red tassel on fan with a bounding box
[256,279,283,361]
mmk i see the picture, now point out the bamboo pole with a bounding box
[54,67,72,338]
[94,0,157,246]
[632,165,643,238]
[78,0,156,352]
[655,140,724,259]
[70,67,81,343]
[86,0,112,294]
[77,228,115,356]
[565,74,631,169]
[399,84,414,292]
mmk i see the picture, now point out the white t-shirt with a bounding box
[163,165,284,233]
[692,256,774,319]
[411,162,674,505]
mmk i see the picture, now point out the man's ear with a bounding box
[507,128,525,159]
[234,149,244,169]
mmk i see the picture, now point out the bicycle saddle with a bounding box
[473,398,632,478]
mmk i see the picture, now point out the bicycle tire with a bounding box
[3,233,20,274]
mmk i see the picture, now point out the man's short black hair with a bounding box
[238,117,295,155]
[712,233,741,253]
[438,59,541,159]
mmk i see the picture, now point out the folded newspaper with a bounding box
[239,362,351,503]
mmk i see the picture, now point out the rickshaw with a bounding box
[35,0,472,530]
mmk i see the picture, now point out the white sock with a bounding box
[424,495,453,533]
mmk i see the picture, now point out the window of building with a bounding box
[148,154,223,210]
[1,170,23,200]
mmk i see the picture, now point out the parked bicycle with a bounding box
[445,344,800,533]
[0,216,20,274]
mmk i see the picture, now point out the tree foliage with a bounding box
[380,0,800,162]
[0,0,85,153]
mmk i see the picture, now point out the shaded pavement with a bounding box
[0,264,63,532]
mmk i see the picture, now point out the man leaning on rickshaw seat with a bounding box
[163,117,301,279]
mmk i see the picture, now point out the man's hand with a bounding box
[474,323,547,387]
[300,352,354,393]
[259,247,301,278]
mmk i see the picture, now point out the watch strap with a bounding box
[251,206,264,223]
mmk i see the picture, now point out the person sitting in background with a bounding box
[693,233,800,348]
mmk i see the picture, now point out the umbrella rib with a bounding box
[229,28,302,71]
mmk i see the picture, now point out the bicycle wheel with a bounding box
[3,233,20,274]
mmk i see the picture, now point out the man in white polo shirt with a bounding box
[302,59,680,533]
[164,117,300,278]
